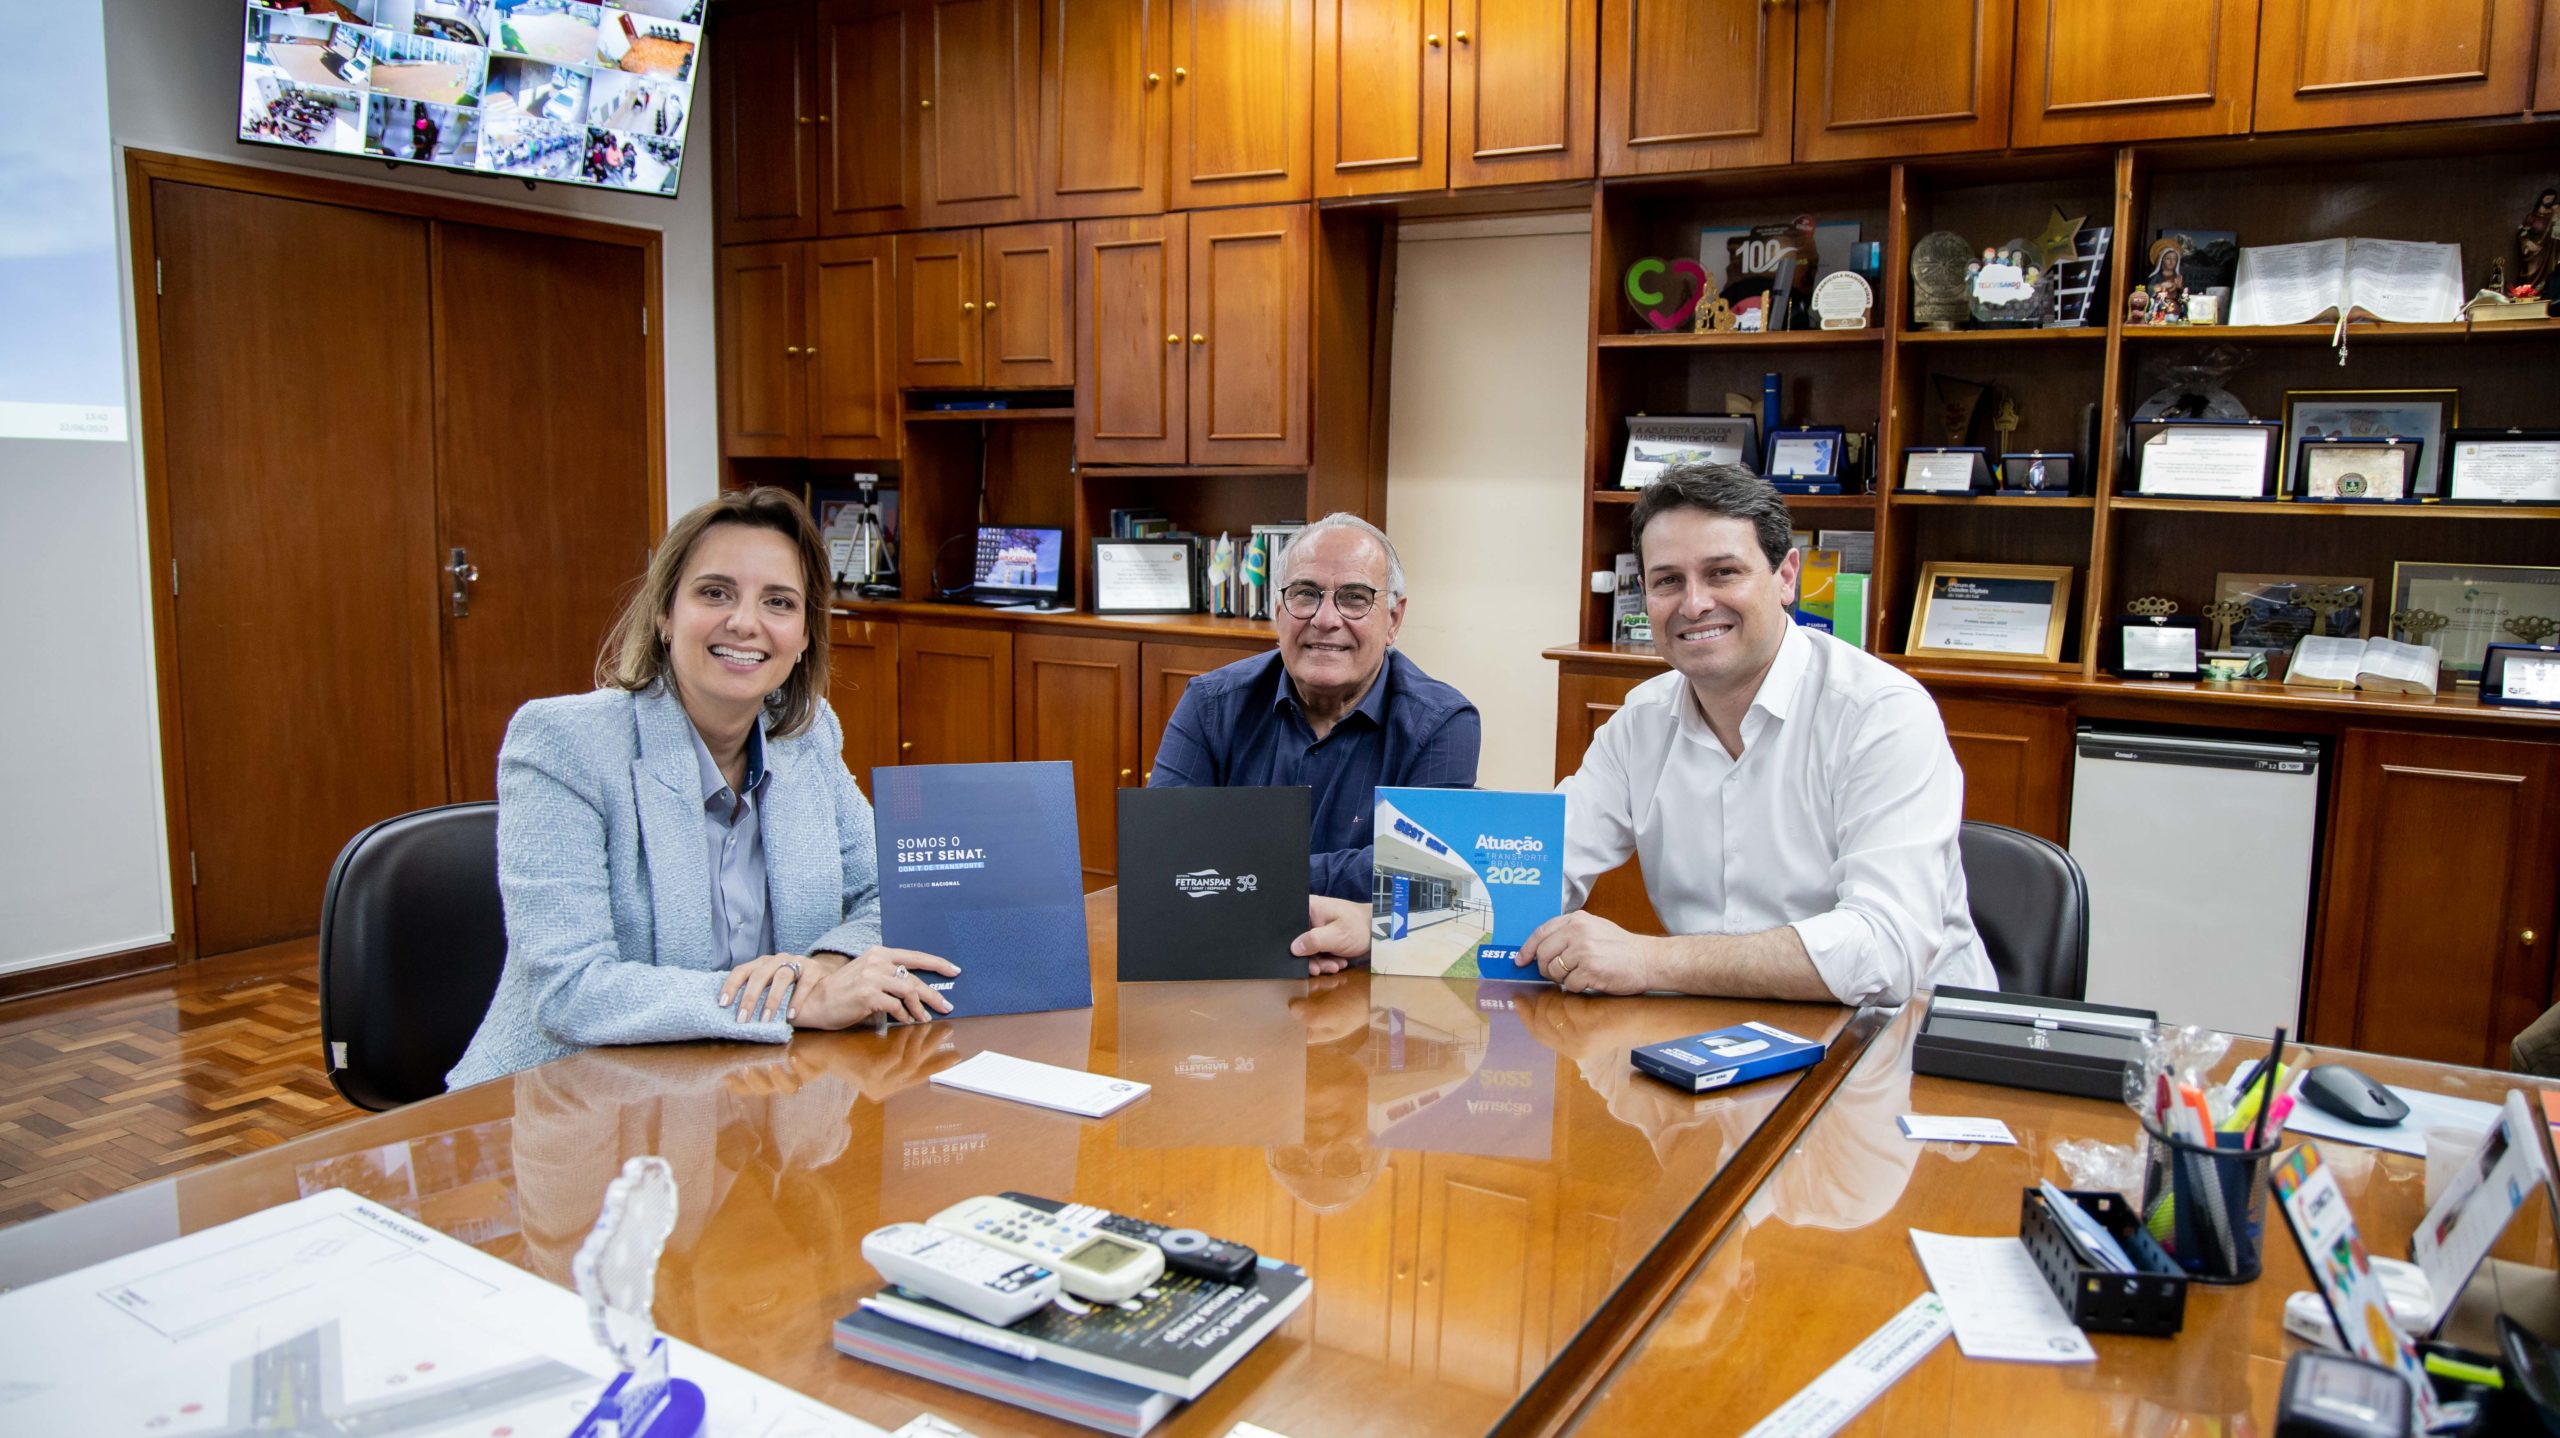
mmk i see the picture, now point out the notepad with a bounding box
[2283,635,2440,695]
[927,1051,1150,1118]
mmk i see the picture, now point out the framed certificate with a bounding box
[2292,437,2418,502]
[1091,537,1201,615]
[2282,388,2455,495]
[1901,447,1991,494]
[2480,644,2560,709]
[1906,562,2074,664]
[2444,429,2560,505]
[2390,562,2560,684]
[2130,419,2279,499]
[2212,572,2373,660]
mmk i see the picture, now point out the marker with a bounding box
[859,1296,1039,1362]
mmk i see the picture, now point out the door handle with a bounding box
[447,546,480,618]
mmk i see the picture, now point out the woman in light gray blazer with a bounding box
[448,488,957,1089]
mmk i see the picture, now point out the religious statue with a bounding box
[2517,186,2557,298]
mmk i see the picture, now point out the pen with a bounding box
[859,1296,1040,1362]
[2245,1029,2288,1148]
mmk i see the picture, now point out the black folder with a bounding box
[1115,787,1312,981]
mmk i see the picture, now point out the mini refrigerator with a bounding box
[2065,728,2323,1038]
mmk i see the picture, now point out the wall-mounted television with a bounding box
[237,1,703,197]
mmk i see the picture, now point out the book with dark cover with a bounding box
[855,1259,1310,1401]
[1114,787,1310,981]
[872,761,1092,1017]
[833,1307,1178,1436]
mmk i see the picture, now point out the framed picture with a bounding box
[2129,419,2279,499]
[2211,573,2374,659]
[1765,426,1845,493]
[2000,452,2074,495]
[1906,562,2074,664]
[1091,537,1201,615]
[2291,438,2418,502]
[2389,562,2560,684]
[2444,428,2560,505]
[2479,644,2560,709]
[2281,389,2456,495]
[1620,415,1757,489]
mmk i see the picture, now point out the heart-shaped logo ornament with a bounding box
[1623,258,1709,332]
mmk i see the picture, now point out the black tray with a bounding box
[2020,1187,2188,1336]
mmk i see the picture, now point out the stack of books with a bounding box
[835,1262,1311,1436]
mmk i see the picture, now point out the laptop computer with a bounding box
[955,525,1067,608]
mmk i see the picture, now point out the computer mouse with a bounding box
[2298,1063,2410,1127]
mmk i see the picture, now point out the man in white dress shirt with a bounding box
[1516,463,1993,1005]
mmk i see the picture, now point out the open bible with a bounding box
[2229,238,2464,330]
[2283,635,2440,696]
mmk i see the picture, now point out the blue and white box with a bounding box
[1631,1021,1826,1093]
[1368,789,1566,981]
[872,761,1093,1018]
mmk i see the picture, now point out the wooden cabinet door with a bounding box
[2542,4,2560,112]
[1315,0,1448,197]
[2255,0,2538,131]
[897,228,981,389]
[1188,203,1309,465]
[1449,0,1595,188]
[718,241,806,457]
[982,221,1075,387]
[1040,0,1170,219]
[1015,633,1143,889]
[1170,0,1313,207]
[916,0,1041,226]
[1409,1153,1559,1392]
[899,622,1015,765]
[1076,213,1189,464]
[715,1,817,242]
[1599,0,1793,175]
[810,236,901,460]
[2010,0,2257,147]
[1139,640,1257,780]
[819,0,919,235]
[2310,729,2559,1068]
[1553,665,1662,935]
[1794,0,2012,162]
[828,617,902,798]
[1934,694,2070,842]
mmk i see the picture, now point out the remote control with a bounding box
[926,1194,1165,1303]
[1000,1192,1259,1287]
[861,1222,1058,1327]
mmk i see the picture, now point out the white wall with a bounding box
[1383,215,1591,792]
[0,2,718,976]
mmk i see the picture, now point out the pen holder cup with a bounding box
[2020,1188,2188,1336]
[2137,1120,2276,1285]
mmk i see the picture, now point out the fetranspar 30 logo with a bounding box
[1174,868,1259,898]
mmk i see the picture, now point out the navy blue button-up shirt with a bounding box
[1147,648,1481,900]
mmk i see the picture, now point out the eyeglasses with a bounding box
[1279,583,1382,620]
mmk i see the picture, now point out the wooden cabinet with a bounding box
[899,622,1015,764]
[1935,695,2071,842]
[715,1,820,243]
[1140,640,1250,781]
[819,0,920,234]
[2543,4,2560,112]
[916,0,1042,227]
[828,617,902,796]
[721,238,900,460]
[1448,0,1597,188]
[2310,729,2559,1069]
[1016,633,1144,888]
[1793,0,2012,162]
[2254,0,2539,131]
[1076,205,1310,465]
[897,223,1071,389]
[2009,0,2257,146]
[1039,0,1171,218]
[1599,0,1793,175]
[1315,0,1447,196]
[1170,0,1314,207]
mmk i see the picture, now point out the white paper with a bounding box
[2356,637,2439,695]
[2343,238,2465,324]
[2282,1083,2499,1158]
[2504,652,2560,703]
[2138,426,2270,497]
[2231,238,2349,326]
[927,1050,1150,1118]
[2451,441,2560,502]
[1908,1231,2094,1364]
[2287,635,2366,686]
[1737,1293,1951,1438]
[1094,544,1193,610]
[1897,1116,2018,1146]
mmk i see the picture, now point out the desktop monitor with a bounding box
[972,526,1066,600]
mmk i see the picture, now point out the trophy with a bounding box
[2391,609,2451,646]
[572,1157,705,1437]
[2295,585,2357,638]
[2202,599,2246,652]
[2130,596,2178,616]
[2506,615,2560,646]
[1910,231,1972,330]
[1990,396,2020,458]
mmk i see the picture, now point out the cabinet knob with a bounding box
[983,299,997,312]
[1454,29,1469,42]
[818,114,830,123]
[804,348,817,358]
[1119,768,1134,782]
[1166,333,1179,344]
[799,115,812,124]
[1426,33,1441,47]
[1190,333,1205,344]
[1146,71,1160,85]
[1174,67,1187,81]
[1144,769,1153,785]
[2529,930,2541,944]
[963,301,978,313]
[785,345,801,355]
[901,741,914,752]
[920,98,933,109]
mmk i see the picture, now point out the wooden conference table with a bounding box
[0,889,2548,1437]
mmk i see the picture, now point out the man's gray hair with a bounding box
[1275,513,1406,598]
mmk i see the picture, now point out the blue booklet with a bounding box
[1630,1021,1826,1093]
[1369,788,1567,981]
[871,761,1093,1018]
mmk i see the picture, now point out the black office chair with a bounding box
[317,802,506,1111]
[1958,820,2090,1001]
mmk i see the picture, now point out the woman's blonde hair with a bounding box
[597,487,833,737]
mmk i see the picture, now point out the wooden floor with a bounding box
[0,941,359,1229]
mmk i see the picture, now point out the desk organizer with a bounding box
[2020,1187,2188,1336]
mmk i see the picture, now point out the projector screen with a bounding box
[0,4,125,442]
[237,0,702,197]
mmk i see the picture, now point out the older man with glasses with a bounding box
[1148,513,1481,946]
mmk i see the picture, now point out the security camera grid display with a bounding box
[237,0,698,195]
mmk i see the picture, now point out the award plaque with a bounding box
[1765,427,1846,494]
[2479,644,2560,709]
[2130,419,2280,499]
[1902,447,1992,494]
[2445,428,2560,504]
[1091,537,1202,615]
[1907,562,2074,664]
[1812,271,1873,330]
[2292,438,2417,502]
[2280,389,2455,494]
[2000,452,2074,496]
[1910,231,1972,330]
[2109,598,2202,680]
[2390,561,2560,683]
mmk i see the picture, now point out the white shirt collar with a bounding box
[1678,620,1813,744]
